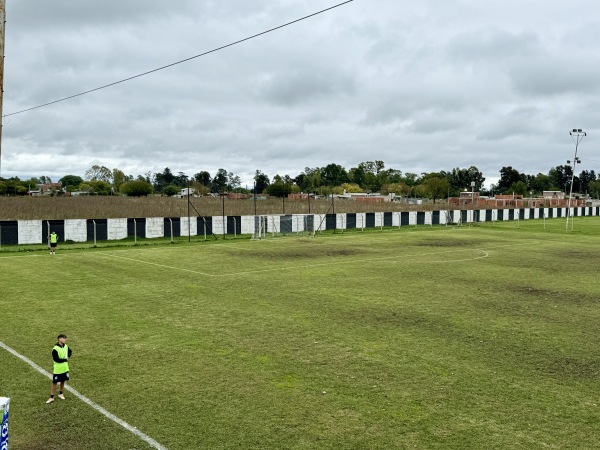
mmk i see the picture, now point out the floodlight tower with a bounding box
[566,129,586,231]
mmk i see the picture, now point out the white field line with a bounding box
[97,241,536,277]
[0,254,42,259]
[0,340,168,450]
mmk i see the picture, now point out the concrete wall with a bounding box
[179,216,197,237]
[240,216,255,235]
[107,218,127,240]
[64,219,87,242]
[145,217,164,239]
[18,220,42,245]
[9,207,599,246]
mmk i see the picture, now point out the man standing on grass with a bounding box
[48,231,58,255]
[46,334,72,404]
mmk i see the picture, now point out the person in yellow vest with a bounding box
[46,334,73,404]
[48,231,58,255]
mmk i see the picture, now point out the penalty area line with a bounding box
[0,340,168,450]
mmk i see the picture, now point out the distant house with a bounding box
[29,183,63,196]
[178,188,195,197]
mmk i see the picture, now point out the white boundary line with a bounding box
[96,241,535,277]
[0,341,167,450]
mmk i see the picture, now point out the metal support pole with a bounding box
[93,220,96,246]
[0,0,6,177]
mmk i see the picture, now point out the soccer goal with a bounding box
[252,214,318,239]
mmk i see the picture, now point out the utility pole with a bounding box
[0,0,5,177]
[0,0,6,176]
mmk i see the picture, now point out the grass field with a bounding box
[1,217,600,449]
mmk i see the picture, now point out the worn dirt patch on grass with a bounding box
[416,239,488,248]
[237,247,366,260]
[539,358,600,380]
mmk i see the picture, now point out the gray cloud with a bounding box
[2,0,599,187]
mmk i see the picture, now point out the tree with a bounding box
[508,181,528,196]
[194,171,212,189]
[85,165,112,182]
[497,166,524,193]
[340,183,362,193]
[228,172,241,192]
[449,166,485,195]
[254,170,270,194]
[163,184,180,196]
[578,170,596,194]
[154,167,175,192]
[548,165,572,192]
[211,169,229,193]
[348,165,366,187]
[265,180,293,197]
[588,180,600,199]
[59,175,83,188]
[418,173,450,201]
[380,182,411,196]
[111,169,130,193]
[120,180,153,197]
[530,173,552,194]
[322,163,348,186]
[190,181,210,196]
[83,180,112,195]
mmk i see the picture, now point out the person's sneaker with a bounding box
[58,394,65,400]
[46,397,54,404]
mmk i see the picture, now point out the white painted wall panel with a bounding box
[241,216,255,235]
[64,219,87,242]
[336,213,346,230]
[180,217,197,237]
[107,218,127,240]
[422,211,432,225]
[479,210,487,222]
[374,212,384,227]
[145,217,164,239]
[409,211,417,226]
[18,220,42,244]
[439,211,448,225]
[311,214,324,232]
[212,216,226,235]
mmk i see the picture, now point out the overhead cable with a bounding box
[3,0,354,118]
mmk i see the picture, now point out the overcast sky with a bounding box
[2,0,598,188]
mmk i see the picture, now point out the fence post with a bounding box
[169,218,173,242]
[134,218,137,243]
[93,220,97,246]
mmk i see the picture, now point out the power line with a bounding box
[3,0,354,118]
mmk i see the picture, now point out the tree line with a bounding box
[1,161,598,199]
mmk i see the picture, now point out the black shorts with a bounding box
[50,243,57,248]
[52,372,69,383]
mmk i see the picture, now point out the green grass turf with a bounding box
[1,217,600,449]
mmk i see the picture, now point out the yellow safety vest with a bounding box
[53,344,69,374]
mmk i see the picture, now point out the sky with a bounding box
[2,0,598,189]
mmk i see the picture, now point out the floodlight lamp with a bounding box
[573,128,577,132]
[578,129,582,132]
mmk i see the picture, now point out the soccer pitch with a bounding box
[1,218,600,449]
